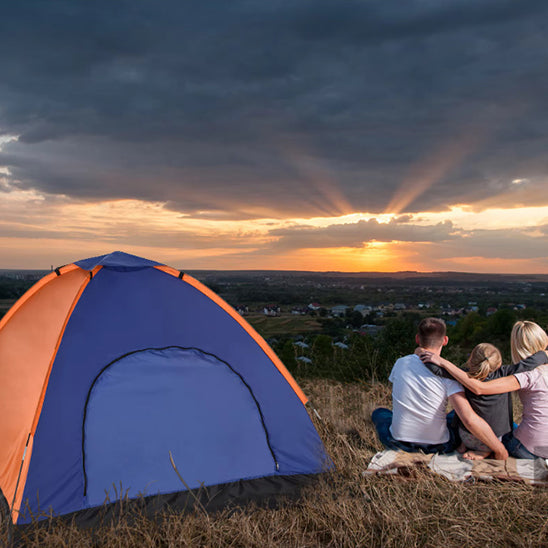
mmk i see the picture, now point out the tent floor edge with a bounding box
[13,473,323,533]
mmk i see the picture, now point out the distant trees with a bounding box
[447,308,548,364]
[275,316,419,384]
[274,309,548,384]
[0,277,32,300]
[448,309,518,362]
[346,309,364,329]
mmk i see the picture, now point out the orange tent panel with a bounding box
[0,266,91,519]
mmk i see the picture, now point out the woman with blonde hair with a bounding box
[511,320,548,363]
[420,321,548,459]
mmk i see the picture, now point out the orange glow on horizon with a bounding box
[1,234,547,274]
[0,187,547,273]
[267,243,410,272]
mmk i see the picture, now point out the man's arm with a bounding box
[449,392,508,460]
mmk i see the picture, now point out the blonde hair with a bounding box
[466,343,502,381]
[510,321,548,363]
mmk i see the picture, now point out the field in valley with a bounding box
[246,313,324,338]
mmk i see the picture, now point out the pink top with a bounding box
[514,364,548,458]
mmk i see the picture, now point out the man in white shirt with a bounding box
[372,318,508,458]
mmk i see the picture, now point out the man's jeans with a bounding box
[503,430,538,459]
[371,407,458,454]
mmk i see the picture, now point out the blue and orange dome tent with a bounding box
[0,251,329,526]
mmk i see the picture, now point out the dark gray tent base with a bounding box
[12,473,319,535]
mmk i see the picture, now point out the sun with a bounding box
[267,243,408,272]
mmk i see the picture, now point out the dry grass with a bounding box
[3,379,548,547]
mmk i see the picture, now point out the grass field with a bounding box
[246,313,323,338]
[5,379,547,547]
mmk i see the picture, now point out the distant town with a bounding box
[2,269,548,325]
[193,269,548,316]
[2,268,548,382]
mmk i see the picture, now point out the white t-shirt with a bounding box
[389,354,463,445]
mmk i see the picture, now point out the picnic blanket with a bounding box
[365,450,548,485]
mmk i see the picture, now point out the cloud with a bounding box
[2,180,547,271]
[0,0,547,219]
[433,226,548,260]
[269,218,457,249]
[260,217,548,266]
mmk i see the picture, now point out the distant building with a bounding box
[333,341,349,350]
[444,307,464,317]
[360,324,384,336]
[263,305,280,316]
[354,304,372,316]
[235,305,248,316]
[331,305,349,317]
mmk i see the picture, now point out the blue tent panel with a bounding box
[84,348,275,506]
[75,251,161,271]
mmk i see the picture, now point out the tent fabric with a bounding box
[0,266,92,515]
[83,346,277,506]
[176,269,308,404]
[0,252,329,524]
[74,252,161,271]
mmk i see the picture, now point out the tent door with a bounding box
[82,347,276,507]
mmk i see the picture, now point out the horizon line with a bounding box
[1,267,547,278]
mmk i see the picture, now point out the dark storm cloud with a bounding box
[1,0,548,217]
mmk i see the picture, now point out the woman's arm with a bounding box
[499,350,548,376]
[419,351,520,395]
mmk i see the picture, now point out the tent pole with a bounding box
[306,401,322,421]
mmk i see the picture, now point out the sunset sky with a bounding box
[1,1,547,272]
